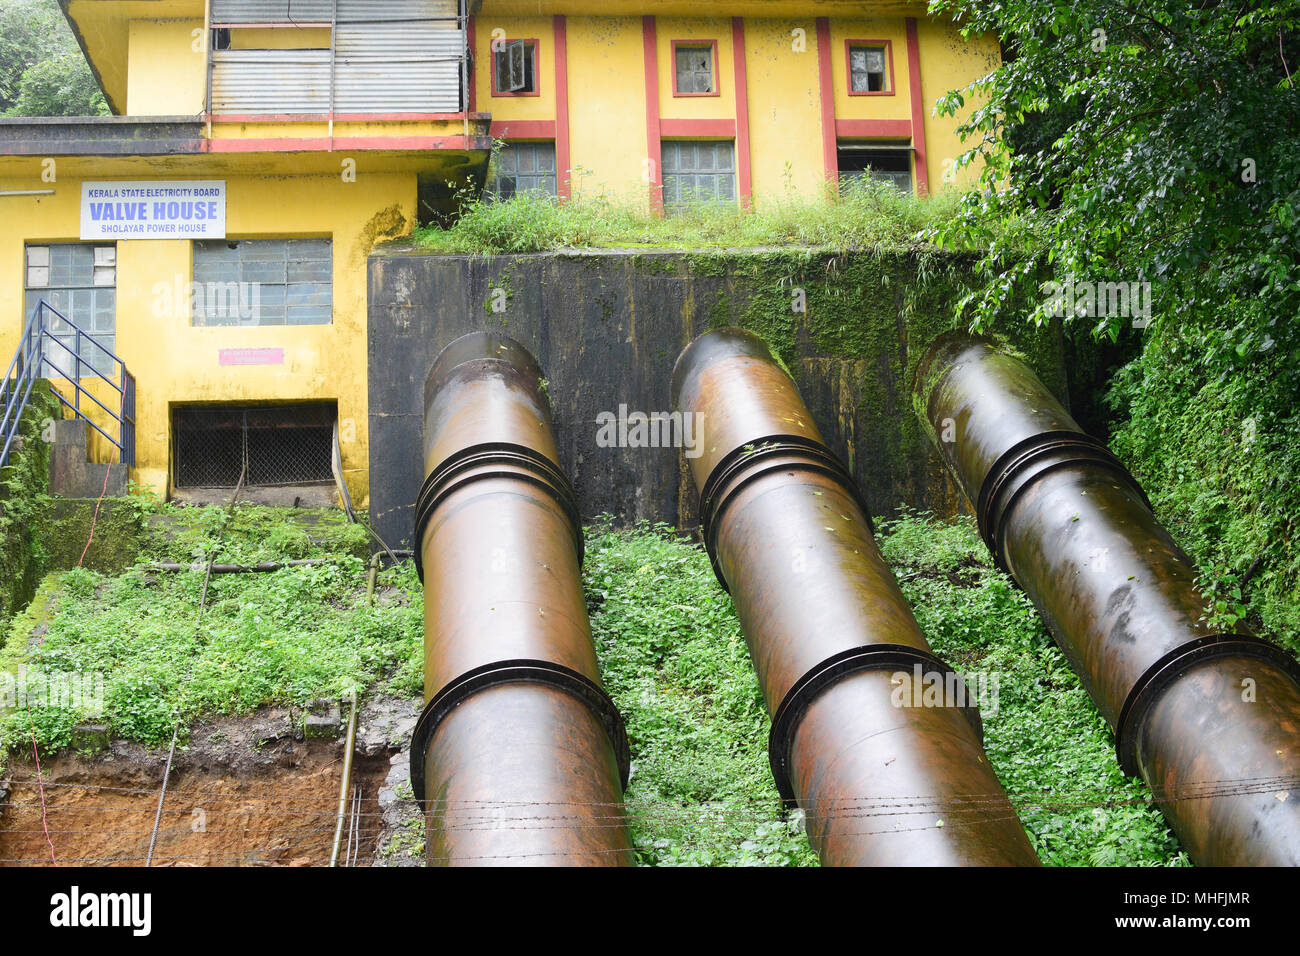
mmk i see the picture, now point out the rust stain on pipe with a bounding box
[672,328,1039,866]
[409,331,633,866]
[915,330,1300,865]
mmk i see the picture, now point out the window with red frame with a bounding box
[494,39,537,94]
[848,45,889,93]
[674,44,716,95]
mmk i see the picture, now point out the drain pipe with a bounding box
[914,331,1300,865]
[408,331,633,866]
[671,328,1039,866]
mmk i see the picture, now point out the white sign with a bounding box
[80,181,226,240]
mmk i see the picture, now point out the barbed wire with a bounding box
[4,771,1295,813]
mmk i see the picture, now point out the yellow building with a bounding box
[0,0,998,506]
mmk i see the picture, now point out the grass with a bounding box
[0,503,421,756]
[583,519,816,866]
[877,510,1185,866]
[587,515,1185,867]
[3,505,1185,865]
[413,178,960,255]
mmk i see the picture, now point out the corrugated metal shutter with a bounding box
[335,22,462,112]
[210,0,463,114]
[213,0,458,25]
[211,49,332,113]
[336,0,457,23]
[211,0,335,22]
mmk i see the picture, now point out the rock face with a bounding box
[360,697,424,867]
[366,246,1069,552]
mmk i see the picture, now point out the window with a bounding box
[173,403,336,488]
[488,142,558,200]
[838,143,913,194]
[192,238,331,326]
[661,141,736,213]
[23,243,116,379]
[493,39,537,95]
[847,43,891,94]
[673,42,717,96]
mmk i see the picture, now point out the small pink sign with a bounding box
[219,347,284,366]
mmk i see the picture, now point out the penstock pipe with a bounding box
[409,331,633,866]
[672,328,1039,866]
[914,330,1300,865]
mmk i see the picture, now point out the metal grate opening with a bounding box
[174,403,335,488]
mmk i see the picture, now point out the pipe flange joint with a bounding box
[1115,633,1300,777]
[412,441,583,582]
[767,643,984,808]
[975,430,1151,573]
[409,658,631,811]
[697,434,873,592]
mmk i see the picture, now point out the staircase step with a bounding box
[52,418,88,451]
[46,416,130,498]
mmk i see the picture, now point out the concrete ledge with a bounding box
[0,116,204,156]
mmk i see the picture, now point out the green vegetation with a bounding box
[878,510,1184,866]
[4,505,1186,864]
[927,1,1300,656]
[930,1,1299,349]
[0,0,107,116]
[1,504,418,758]
[586,518,1182,867]
[0,384,59,623]
[1105,324,1300,650]
[583,520,816,866]
[414,178,959,254]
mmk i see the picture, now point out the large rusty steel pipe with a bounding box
[408,332,633,866]
[672,328,1039,866]
[915,331,1300,865]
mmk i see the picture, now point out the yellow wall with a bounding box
[743,17,825,205]
[827,18,910,123]
[564,17,649,202]
[472,13,993,207]
[0,171,418,505]
[917,17,1000,193]
[4,4,993,510]
[125,19,206,116]
[472,16,560,127]
[655,17,735,120]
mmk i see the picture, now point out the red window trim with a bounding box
[670,39,721,98]
[490,37,541,98]
[659,119,735,138]
[845,39,895,97]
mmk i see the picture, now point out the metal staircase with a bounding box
[0,299,135,469]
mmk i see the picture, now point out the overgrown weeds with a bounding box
[414,178,961,254]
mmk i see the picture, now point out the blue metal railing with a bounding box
[0,300,135,468]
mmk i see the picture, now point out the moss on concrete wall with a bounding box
[367,245,1066,549]
[0,384,61,622]
[40,498,145,574]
